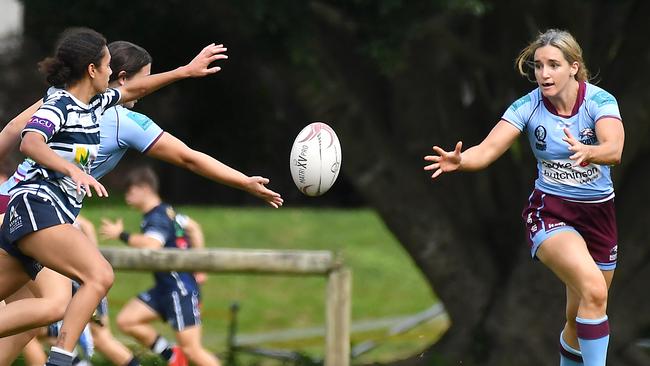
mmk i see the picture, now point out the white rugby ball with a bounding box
[289,122,342,196]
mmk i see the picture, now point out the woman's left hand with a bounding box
[181,43,228,77]
[563,128,592,166]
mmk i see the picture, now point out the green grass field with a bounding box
[14,206,444,365]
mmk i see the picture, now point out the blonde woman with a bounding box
[424,29,624,366]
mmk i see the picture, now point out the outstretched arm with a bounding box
[146,132,283,208]
[117,43,227,104]
[424,120,521,179]
[0,100,42,157]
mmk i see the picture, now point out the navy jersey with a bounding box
[141,203,198,294]
[502,82,621,200]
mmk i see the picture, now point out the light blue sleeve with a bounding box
[501,94,532,132]
[118,110,164,153]
[589,90,621,122]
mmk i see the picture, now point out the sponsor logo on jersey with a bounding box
[166,206,176,220]
[540,159,601,186]
[509,94,531,112]
[609,245,618,261]
[555,120,574,130]
[591,91,616,107]
[128,111,153,131]
[74,145,97,173]
[534,125,547,151]
[579,128,597,146]
[8,206,23,233]
[548,221,566,230]
[26,117,56,136]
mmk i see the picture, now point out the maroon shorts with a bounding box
[0,194,9,215]
[522,189,618,270]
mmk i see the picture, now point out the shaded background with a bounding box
[3,1,650,365]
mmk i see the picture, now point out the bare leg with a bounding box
[0,268,71,336]
[537,231,608,320]
[0,249,31,301]
[18,224,114,352]
[116,298,161,347]
[562,270,614,350]
[91,315,136,366]
[0,328,41,366]
[176,325,221,366]
[22,337,47,366]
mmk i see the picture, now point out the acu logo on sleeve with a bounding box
[127,111,153,131]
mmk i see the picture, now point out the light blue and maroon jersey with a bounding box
[91,105,163,180]
[502,82,621,200]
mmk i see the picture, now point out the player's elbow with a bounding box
[19,133,40,156]
[178,148,202,171]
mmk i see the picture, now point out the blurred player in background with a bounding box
[101,166,219,366]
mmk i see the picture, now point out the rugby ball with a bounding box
[289,122,342,196]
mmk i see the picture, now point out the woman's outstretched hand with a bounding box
[244,176,284,208]
[424,141,463,179]
[181,43,228,77]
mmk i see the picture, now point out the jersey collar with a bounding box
[542,81,586,118]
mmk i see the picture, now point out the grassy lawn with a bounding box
[14,206,442,365]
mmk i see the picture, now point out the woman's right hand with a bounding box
[243,176,284,208]
[424,141,463,179]
[69,167,108,198]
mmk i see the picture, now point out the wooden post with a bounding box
[325,267,351,366]
[100,247,351,363]
[100,247,334,275]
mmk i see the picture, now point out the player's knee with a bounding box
[42,297,68,323]
[83,260,115,294]
[580,279,608,310]
[116,311,134,333]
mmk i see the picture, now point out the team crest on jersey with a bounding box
[534,125,547,151]
[74,145,97,173]
[579,128,597,146]
[8,206,22,233]
[609,245,618,261]
[166,207,176,220]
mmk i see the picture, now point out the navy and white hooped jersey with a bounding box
[141,203,198,295]
[9,88,121,219]
[1,103,163,195]
[502,82,622,200]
